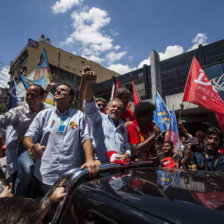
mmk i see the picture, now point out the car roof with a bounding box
[78,166,224,224]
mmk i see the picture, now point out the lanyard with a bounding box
[58,113,71,133]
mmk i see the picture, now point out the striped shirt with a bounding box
[0,102,50,141]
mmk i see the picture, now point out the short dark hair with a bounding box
[29,84,45,96]
[116,88,130,99]
[164,140,173,148]
[0,197,42,224]
[205,127,223,141]
[95,97,107,105]
[134,101,156,118]
[56,83,75,96]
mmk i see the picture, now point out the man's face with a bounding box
[163,142,173,154]
[180,137,186,144]
[120,93,130,109]
[26,85,43,110]
[54,85,73,105]
[96,101,106,113]
[107,101,123,122]
[205,134,220,152]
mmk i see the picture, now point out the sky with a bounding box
[0,0,224,87]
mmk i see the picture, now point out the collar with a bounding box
[55,106,71,117]
[27,102,45,114]
[107,115,124,129]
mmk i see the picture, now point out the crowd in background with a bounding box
[0,66,224,223]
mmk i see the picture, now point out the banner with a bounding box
[183,57,224,131]
[19,48,54,105]
[19,75,36,90]
[131,76,141,107]
[33,48,50,89]
[153,92,170,133]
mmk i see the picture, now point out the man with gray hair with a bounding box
[83,66,131,163]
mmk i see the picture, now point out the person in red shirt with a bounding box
[116,88,135,124]
[157,140,182,168]
[127,102,160,161]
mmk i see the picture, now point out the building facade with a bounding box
[94,39,224,133]
[9,37,119,100]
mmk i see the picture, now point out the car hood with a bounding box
[82,167,224,224]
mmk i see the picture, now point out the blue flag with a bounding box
[7,79,21,110]
[33,48,50,89]
[165,106,181,155]
[19,75,36,90]
[153,92,170,133]
[19,49,54,105]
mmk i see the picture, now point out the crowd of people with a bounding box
[0,66,224,222]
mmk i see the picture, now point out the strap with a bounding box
[213,154,223,171]
[203,153,222,171]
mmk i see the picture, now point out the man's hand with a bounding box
[48,187,67,204]
[83,66,97,85]
[152,125,161,137]
[0,186,12,198]
[81,159,100,178]
[188,164,197,171]
[28,143,46,159]
[124,121,133,127]
[83,66,97,102]
[119,153,130,161]
[45,74,57,95]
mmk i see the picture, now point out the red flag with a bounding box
[215,114,224,132]
[183,57,224,131]
[110,76,119,101]
[131,76,141,107]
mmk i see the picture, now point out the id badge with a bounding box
[58,124,66,133]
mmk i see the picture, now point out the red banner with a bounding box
[131,79,141,107]
[183,57,224,131]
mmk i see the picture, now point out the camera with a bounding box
[190,143,204,153]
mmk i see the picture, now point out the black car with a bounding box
[46,162,224,224]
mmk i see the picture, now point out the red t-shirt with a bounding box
[127,120,155,160]
[121,108,135,122]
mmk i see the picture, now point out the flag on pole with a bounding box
[19,48,54,105]
[153,92,170,133]
[33,48,50,89]
[183,57,224,131]
[110,76,119,101]
[131,75,141,107]
[19,75,36,90]
[165,106,181,154]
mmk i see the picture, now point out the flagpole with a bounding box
[182,56,195,102]
[178,103,184,121]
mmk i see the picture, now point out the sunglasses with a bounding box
[97,103,106,107]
